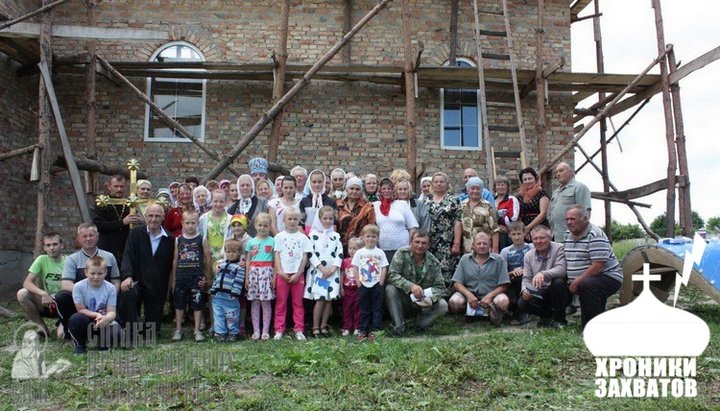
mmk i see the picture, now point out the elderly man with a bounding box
[457,168,495,205]
[385,230,448,335]
[290,166,308,200]
[564,204,623,328]
[54,223,121,339]
[549,162,591,241]
[517,225,567,328]
[119,202,175,333]
[92,174,141,264]
[448,232,509,326]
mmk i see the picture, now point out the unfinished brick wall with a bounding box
[1,0,575,248]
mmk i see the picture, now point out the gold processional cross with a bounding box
[95,159,167,227]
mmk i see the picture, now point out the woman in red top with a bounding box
[163,183,194,237]
[493,175,520,250]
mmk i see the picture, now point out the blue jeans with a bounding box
[212,292,241,336]
[359,283,384,334]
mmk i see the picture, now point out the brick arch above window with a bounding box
[427,41,478,66]
[135,26,225,62]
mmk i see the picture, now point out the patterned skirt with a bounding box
[246,264,275,301]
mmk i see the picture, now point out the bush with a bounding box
[707,216,720,234]
[604,220,644,241]
[650,211,704,236]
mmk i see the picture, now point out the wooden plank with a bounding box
[268,0,291,164]
[204,0,393,181]
[35,0,53,256]
[0,0,70,31]
[570,0,593,20]
[0,143,42,160]
[590,193,651,208]
[38,61,92,223]
[1,22,169,41]
[401,0,417,185]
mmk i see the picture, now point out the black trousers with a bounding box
[118,285,165,334]
[577,275,622,328]
[517,277,570,322]
[505,275,523,312]
[54,290,77,334]
[358,283,384,334]
[68,312,122,348]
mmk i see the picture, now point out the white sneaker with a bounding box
[194,330,204,342]
[353,330,361,336]
[295,332,306,341]
[341,329,350,337]
[273,332,284,341]
[172,329,183,341]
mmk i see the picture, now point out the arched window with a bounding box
[144,42,206,142]
[440,58,481,150]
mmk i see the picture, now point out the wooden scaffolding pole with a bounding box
[401,0,417,185]
[652,0,677,238]
[535,0,548,184]
[668,48,692,236]
[267,0,290,165]
[593,0,612,241]
[35,0,54,256]
[0,144,42,160]
[203,0,394,182]
[448,0,459,65]
[96,55,243,178]
[539,46,671,175]
[342,0,353,64]
[471,0,494,183]
[85,0,98,195]
[0,0,70,31]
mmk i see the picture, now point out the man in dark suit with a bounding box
[119,202,174,335]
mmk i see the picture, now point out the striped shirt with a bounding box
[563,224,623,283]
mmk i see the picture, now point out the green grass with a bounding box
[1,302,718,410]
[612,238,656,261]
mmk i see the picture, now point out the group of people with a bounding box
[16,156,623,354]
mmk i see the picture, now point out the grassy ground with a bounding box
[1,297,718,410]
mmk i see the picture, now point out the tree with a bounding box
[650,211,705,236]
[605,220,644,241]
[707,216,720,234]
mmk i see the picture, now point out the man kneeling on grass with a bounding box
[448,232,510,326]
[385,230,448,336]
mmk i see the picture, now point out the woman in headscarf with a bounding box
[168,181,181,208]
[226,174,269,237]
[193,185,211,215]
[517,167,550,242]
[494,175,519,250]
[336,176,367,252]
[425,172,462,285]
[363,173,379,202]
[255,178,275,201]
[328,168,347,201]
[348,178,417,263]
[299,169,337,235]
[135,179,153,223]
[418,177,432,201]
[461,177,499,253]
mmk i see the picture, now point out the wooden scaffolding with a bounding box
[0,0,716,253]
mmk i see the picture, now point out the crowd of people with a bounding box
[17,157,624,354]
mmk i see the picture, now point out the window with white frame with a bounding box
[440,58,481,150]
[144,42,206,142]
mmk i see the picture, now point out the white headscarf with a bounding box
[303,169,327,230]
[236,174,255,214]
[330,168,347,200]
[310,207,336,250]
[193,185,211,212]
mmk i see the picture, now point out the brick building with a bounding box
[1,0,580,257]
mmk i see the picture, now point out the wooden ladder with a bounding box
[472,0,528,183]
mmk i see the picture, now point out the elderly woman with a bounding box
[363,173,379,202]
[134,179,153,224]
[193,185,211,215]
[418,176,432,201]
[349,178,418,262]
[494,175,520,250]
[226,174,269,237]
[461,177,499,253]
[328,168,347,201]
[517,167,550,241]
[424,172,463,284]
[163,183,195,237]
[395,179,430,233]
[336,176,368,250]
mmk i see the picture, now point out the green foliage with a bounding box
[706,216,720,233]
[605,220,644,241]
[650,211,705,235]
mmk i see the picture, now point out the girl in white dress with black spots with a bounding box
[304,206,343,337]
